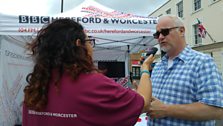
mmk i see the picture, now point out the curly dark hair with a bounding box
[24,19,97,111]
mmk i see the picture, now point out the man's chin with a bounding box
[161,47,169,52]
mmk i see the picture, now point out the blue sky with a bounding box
[0,0,167,16]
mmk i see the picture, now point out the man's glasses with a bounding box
[85,38,95,48]
[153,27,179,39]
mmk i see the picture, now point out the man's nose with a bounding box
[158,33,165,40]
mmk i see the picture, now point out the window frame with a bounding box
[194,0,201,11]
[193,23,202,45]
[132,66,141,79]
[177,1,183,18]
[166,8,171,14]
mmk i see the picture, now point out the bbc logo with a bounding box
[19,15,50,24]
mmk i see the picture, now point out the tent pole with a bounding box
[61,0,64,13]
[125,45,130,79]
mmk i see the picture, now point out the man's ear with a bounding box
[75,39,81,46]
[179,27,185,36]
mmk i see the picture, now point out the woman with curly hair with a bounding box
[22,18,154,126]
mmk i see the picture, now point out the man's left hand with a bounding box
[147,97,169,119]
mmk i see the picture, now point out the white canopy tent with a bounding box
[55,0,158,61]
[0,0,158,61]
[0,0,158,125]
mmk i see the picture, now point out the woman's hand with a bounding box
[141,55,155,71]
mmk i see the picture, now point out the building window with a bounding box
[177,1,183,18]
[194,0,201,11]
[166,9,171,14]
[193,24,202,45]
[132,66,140,79]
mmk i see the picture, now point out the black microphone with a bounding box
[146,47,158,56]
[140,47,158,64]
